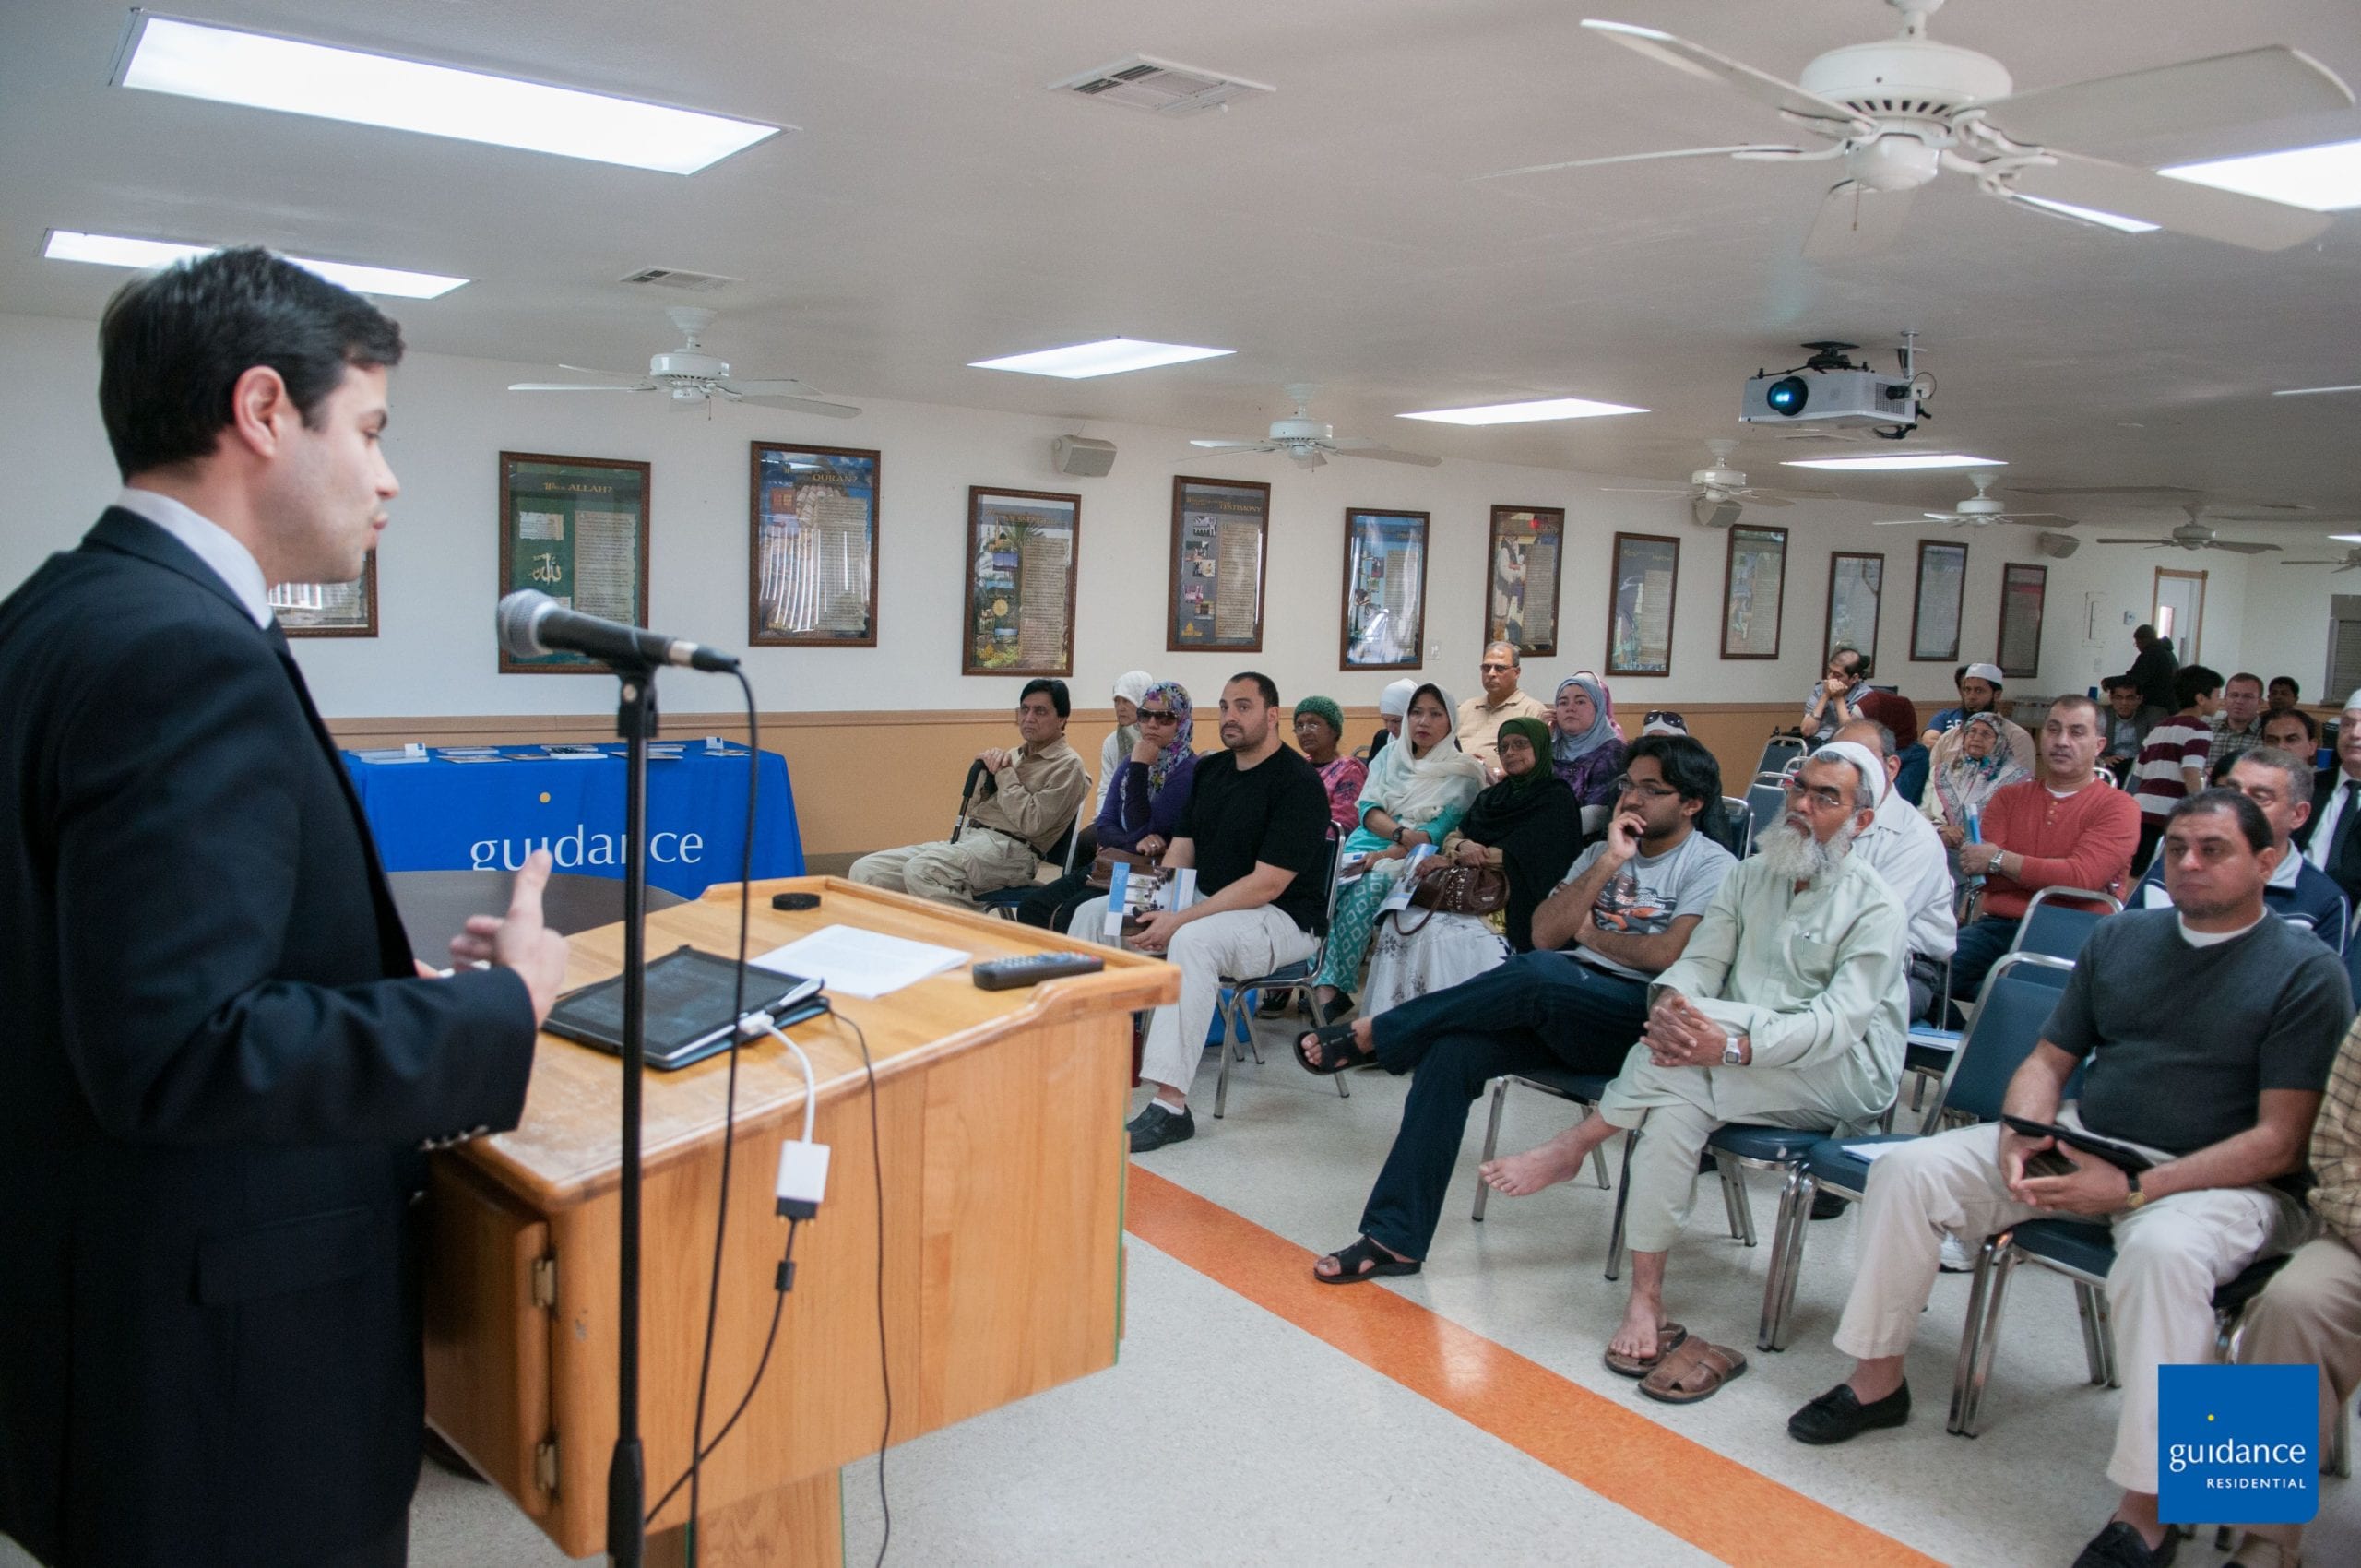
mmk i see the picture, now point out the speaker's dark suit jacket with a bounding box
[2297,766,2361,909]
[0,509,538,1567]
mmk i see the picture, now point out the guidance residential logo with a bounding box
[2158,1364,2318,1524]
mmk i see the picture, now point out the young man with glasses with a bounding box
[850,678,1089,907]
[1302,737,1735,1284]
[1455,639,1548,771]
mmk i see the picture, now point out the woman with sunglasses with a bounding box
[1549,673,1629,809]
[1018,680,1194,932]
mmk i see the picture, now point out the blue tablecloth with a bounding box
[342,745,803,897]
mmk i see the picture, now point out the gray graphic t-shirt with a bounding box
[1558,831,1736,980]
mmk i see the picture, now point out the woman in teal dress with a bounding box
[1311,682,1484,1013]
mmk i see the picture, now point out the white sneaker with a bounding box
[1939,1234,1974,1273]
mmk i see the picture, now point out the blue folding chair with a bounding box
[2007,885,2121,963]
[1213,829,1347,1119]
[1745,776,1790,857]
[1469,1065,1616,1222]
[1716,796,1754,860]
[1758,735,1809,778]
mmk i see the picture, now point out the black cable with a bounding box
[828,1006,893,1568]
[647,1218,799,1524]
[682,671,763,1531]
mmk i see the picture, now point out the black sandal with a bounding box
[1313,1236,1421,1285]
[1295,1022,1374,1076]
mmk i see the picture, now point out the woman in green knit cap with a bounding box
[1292,695,1366,836]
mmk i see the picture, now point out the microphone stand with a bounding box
[605,661,659,1568]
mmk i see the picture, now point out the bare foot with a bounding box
[1478,1125,1595,1196]
[1299,1016,1374,1069]
[1312,1236,1411,1279]
[1607,1296,1664,1363]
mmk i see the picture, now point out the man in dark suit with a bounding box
[0,249,569,1568]
[2296,690,2361,911]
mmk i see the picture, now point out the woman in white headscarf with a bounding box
[1366,677,1418,762]
[1311,682,1485,1012]
[1096,670,1156,812]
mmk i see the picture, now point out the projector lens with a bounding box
[1766,375,1809,416]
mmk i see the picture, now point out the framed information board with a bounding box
[964,487,1079,676]
[1608,531,1680,678]
[750,443,881,647]
[273,552,377,638]
[498,452,650,674]
[1721,522,1788,660]
[1168,476,1272,651]
[1341,508,1428,671]
[1486,505,1564,658]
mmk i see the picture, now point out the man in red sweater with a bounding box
[1946,694,2142,1018]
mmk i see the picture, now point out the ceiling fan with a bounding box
[1603,439,1799,527]
[2280,547,2361,572]
[2096,507,2284,554]
[1189,385,1441,469]
[1874,470,2078,528]
[1486,0,2351,257]
[508,306,860,418]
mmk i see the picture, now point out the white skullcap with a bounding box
[1379,678,1418,718]
[1964,662,2006,685]
[2344,689,2361,714]
[1810,740,1887,809]
[1112,671,1155,707]
[1641,716,1688,737]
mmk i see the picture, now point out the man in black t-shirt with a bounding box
[1790,790,2352,1568]
[1073,672,1331,1151]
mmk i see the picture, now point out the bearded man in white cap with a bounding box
[1477,743,1910,1400]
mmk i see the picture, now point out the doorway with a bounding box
[2153,568,2207,665]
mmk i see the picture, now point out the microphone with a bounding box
[496,590,739,672]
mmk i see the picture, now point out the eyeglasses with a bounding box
[1609,774,1679,802]
[1784,778,1851,811]
[1139,710,1178,725]
[1643,710,1685,728]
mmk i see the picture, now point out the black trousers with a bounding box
[1014,868,1097,932]
[314,1515,409,1568]
[1945,915,2022,1026]
[1357,951,1650,1260]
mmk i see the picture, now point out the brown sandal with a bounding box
[1638,1338,1749,1405]
[1602,1322,1690,1379]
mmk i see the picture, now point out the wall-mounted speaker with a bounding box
[1051,434,1117,477]
[2035,530,2080,559]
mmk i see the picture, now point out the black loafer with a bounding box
[1126,1101,1195,1153]
[2070,1522,2179,1568]
[1809,1191,1852,1220]
[1786,1381,1910,1444]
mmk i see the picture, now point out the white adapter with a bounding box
[775,1139,830,1219]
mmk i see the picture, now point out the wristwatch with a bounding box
[1722,1030,1750,1066]
[2124,1170,2147,1210]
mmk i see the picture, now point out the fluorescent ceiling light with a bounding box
[2276,384,2361,398]
[44,229,467,299]
[114,16,779,175]
[1398,397,1647,425]
[2334,534,2361,544]
[966,339,1232,378]
[1781,453,2006,471]
[2160,137,2361,213]
[2014,195,2159,233]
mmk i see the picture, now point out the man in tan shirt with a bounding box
[1455,640,1548,772]
[850,678,1089,907]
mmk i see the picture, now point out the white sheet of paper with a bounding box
[1379,846,1435,913]
[1839,1142,1908,1163]
[1103,865,1132,938]
[752,924,970,1000]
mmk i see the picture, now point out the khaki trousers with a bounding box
[1832,1119,2311,1492]
[848,828,1036,908]
[2236,1231,2361,1462]
[1069,897,1319,1099]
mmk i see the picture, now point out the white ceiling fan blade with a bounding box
[1291,451,1328,469]
[1600,486,1691,494]
[1335,445,1443,467]
[1579,20,1870,136]
[507,381,655,393]
[1803,181,1916,260]
[2205,541,2282,554]
[1872,518,1931,527]
[1971,47,2353,154]
[729,387,861,419]
[1996,511,2082,527]
[556,363,646,379]
[1735,492,1793,507]
[2281,559,2347,565]
[1475,143,1808,181]
[1189,439,1276,452]
[2011,152,2332,250]
[2095,537,2176,545]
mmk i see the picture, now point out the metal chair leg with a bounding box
[1471,1080,1510,1222]
[1212,1003,1233,1120]
[1759,1168,1812,1352]
[2073,1283,2108,1385]
[1949,1239,1999,1434]
[1959,1246,2020,1438]
[1605,1134,1638,1282]
[1589,1128,1611,1190]
[1715,1155,1757,1247]
[2333,1396,2352,1478]
[2095,1293,2121,1389]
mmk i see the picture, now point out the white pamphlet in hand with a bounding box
[1103,864,1133,939]
[1378,845,1435,913]
[1169,868,1198,910]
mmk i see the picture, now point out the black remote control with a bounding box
[972,952,1106,990]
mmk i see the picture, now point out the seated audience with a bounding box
[1069,673,1332,1152]
[2230,1007,2361,1568]
[1802,643,1872,743]
[1018,681,1193,932]
[1924,664,2036,778]
[1298,737,1735,1284]
[2261,706,2317,758]
[1367,676,1417,761]
[1833,722,1958,1019]
[1292,695,1368,836]
[1548,672,1629,809]
[2099,677,2158,782]
[1457,641,1549,770]
[1095,671,1154,812]
[2296,690,2361,911]
[850,678,1088,907]
[2134,747,2348,951]
[2209,671,2268,771]
[1947,696,2142,1017]
[2131,664,2225,874]
[1361,716,1583,1013]
[1924,710,2034,875]
[2267,674,2302,716]
[1854,691,1927,806]
[1311,683,1485,1013]
[1460,751,1909,1396]
[1791,789,2351,1568]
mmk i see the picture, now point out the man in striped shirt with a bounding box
[2131,665,2223,874]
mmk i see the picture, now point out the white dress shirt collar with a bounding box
[112,487,273,629]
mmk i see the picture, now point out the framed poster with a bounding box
[1341,508,1429,670]
[1486,505,1564,657]
[1998,562,2047,680]
[1169,476,1272,651]
[1607,531,1680,679]
[749,443,881,647]
[964,487,1079,676]
[1720,522,1788,660]
[498,452,650,674]
[272,552,377,637]
[1824,552,1883,667]
[1909,540,1969,662]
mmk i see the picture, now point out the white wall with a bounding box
[2240,549,2349,701]
[0,308,2247,719]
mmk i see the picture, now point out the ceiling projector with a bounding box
[1741,341,1921,431]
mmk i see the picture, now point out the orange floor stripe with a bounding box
[1125,1165,1942,1568]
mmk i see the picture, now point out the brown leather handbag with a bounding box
[1086,846,1158,892]
[1389,862,1509,933]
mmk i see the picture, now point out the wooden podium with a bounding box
[421,877,1174,1564]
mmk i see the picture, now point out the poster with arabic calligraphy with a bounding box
[498,452,651,673]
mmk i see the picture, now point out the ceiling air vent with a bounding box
[616,266,740,293]
[1050,54,1274,117]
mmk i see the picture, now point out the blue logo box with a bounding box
[2158,1363,2318,1524]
